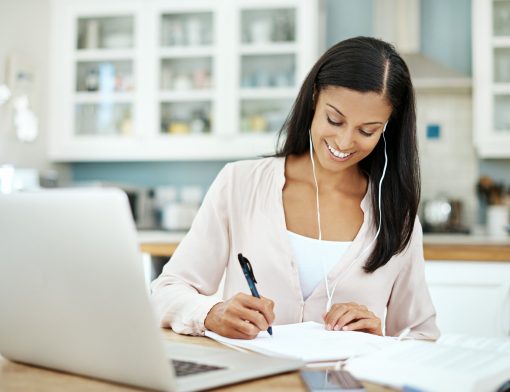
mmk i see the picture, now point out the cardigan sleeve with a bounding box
[150,164,232,336]
[385,219,440,340]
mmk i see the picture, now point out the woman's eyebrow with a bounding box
[326,103,384,125]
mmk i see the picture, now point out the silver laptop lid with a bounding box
[0,189,175,391]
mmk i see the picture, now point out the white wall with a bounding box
[416,90,478,228]
[0,0,70,183]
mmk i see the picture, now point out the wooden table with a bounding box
[0,329,393,392]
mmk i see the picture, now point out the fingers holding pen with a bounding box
[244,294,275,322]
[239,293,275,327]
[204,293,275,339]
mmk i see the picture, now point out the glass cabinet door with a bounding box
[158,11,214,135]
[493,0,510,134]
[239,7,297,134]
[74,15,135,136]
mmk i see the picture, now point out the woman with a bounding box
[151,37,440,341]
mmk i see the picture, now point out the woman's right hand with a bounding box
[204,292,275,339]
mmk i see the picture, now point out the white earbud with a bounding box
[309,122,389,312]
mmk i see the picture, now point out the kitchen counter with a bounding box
[138,230,510,262]
[138,230,186,257]
[422,234,510,261]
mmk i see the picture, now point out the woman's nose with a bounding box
[335,128,355,151]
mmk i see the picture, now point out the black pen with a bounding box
[237,253,273,336]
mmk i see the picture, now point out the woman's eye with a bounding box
[359,129,374,137]
[327,117,342,126]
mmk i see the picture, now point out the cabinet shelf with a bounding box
[74,92,134,103]
[74,49,135,61]
[493,84,510,94]
[239,42,298,55]
[158,46,215,58]
[239,87,297,99]
[493,37,510,47]
[159,90,214,102]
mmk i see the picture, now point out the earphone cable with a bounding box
[308,123,388,312]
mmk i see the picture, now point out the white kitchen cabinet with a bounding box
[472,0,510,157]
[425,261,510,337]
[48,0,321,161]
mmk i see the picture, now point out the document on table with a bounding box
[345,335,510,392]
[204,321,399,362]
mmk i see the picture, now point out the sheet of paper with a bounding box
[205,321,398,362]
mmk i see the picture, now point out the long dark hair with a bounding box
[275,36,420,273]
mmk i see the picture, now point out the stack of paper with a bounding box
[205,321,399,362]
[206,323,510,391]
[345,334,510,392]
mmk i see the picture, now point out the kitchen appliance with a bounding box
[158,186,203,231]
[71,181,155,229]
[422,197,469,233]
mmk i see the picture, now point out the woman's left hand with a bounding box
[323,302,382,336]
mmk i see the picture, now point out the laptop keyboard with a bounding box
[171,359,226,377]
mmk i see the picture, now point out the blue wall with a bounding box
[325,0,373,47]
[71,0,477,191]
[72,160,229,190]
[421,0,472,75]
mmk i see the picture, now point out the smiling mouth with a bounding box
[325,140,354,159]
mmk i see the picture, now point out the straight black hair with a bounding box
[275,36,420,273]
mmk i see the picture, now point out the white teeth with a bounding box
[326,142,352,158]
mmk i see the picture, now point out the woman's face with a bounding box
[310,86,393,174]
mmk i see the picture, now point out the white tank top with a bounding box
[287,230,352,300]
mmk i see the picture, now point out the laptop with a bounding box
[0,188,302,392]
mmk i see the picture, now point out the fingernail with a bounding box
[343,326,349,330]
[334,325,340,331]
[327,324,331,330]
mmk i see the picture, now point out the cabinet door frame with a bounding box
[472,0,510,158]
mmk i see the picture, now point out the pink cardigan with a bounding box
[151,157,439,339]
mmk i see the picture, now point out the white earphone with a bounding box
[308,122,388,311]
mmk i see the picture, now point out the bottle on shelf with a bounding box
[85,68,99,91]
[190,109,207,133]
[120,109,133,135]
[250,18,272,43]
[187,17,202,46]
[85,19,100,49]
[192,68,211,89]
